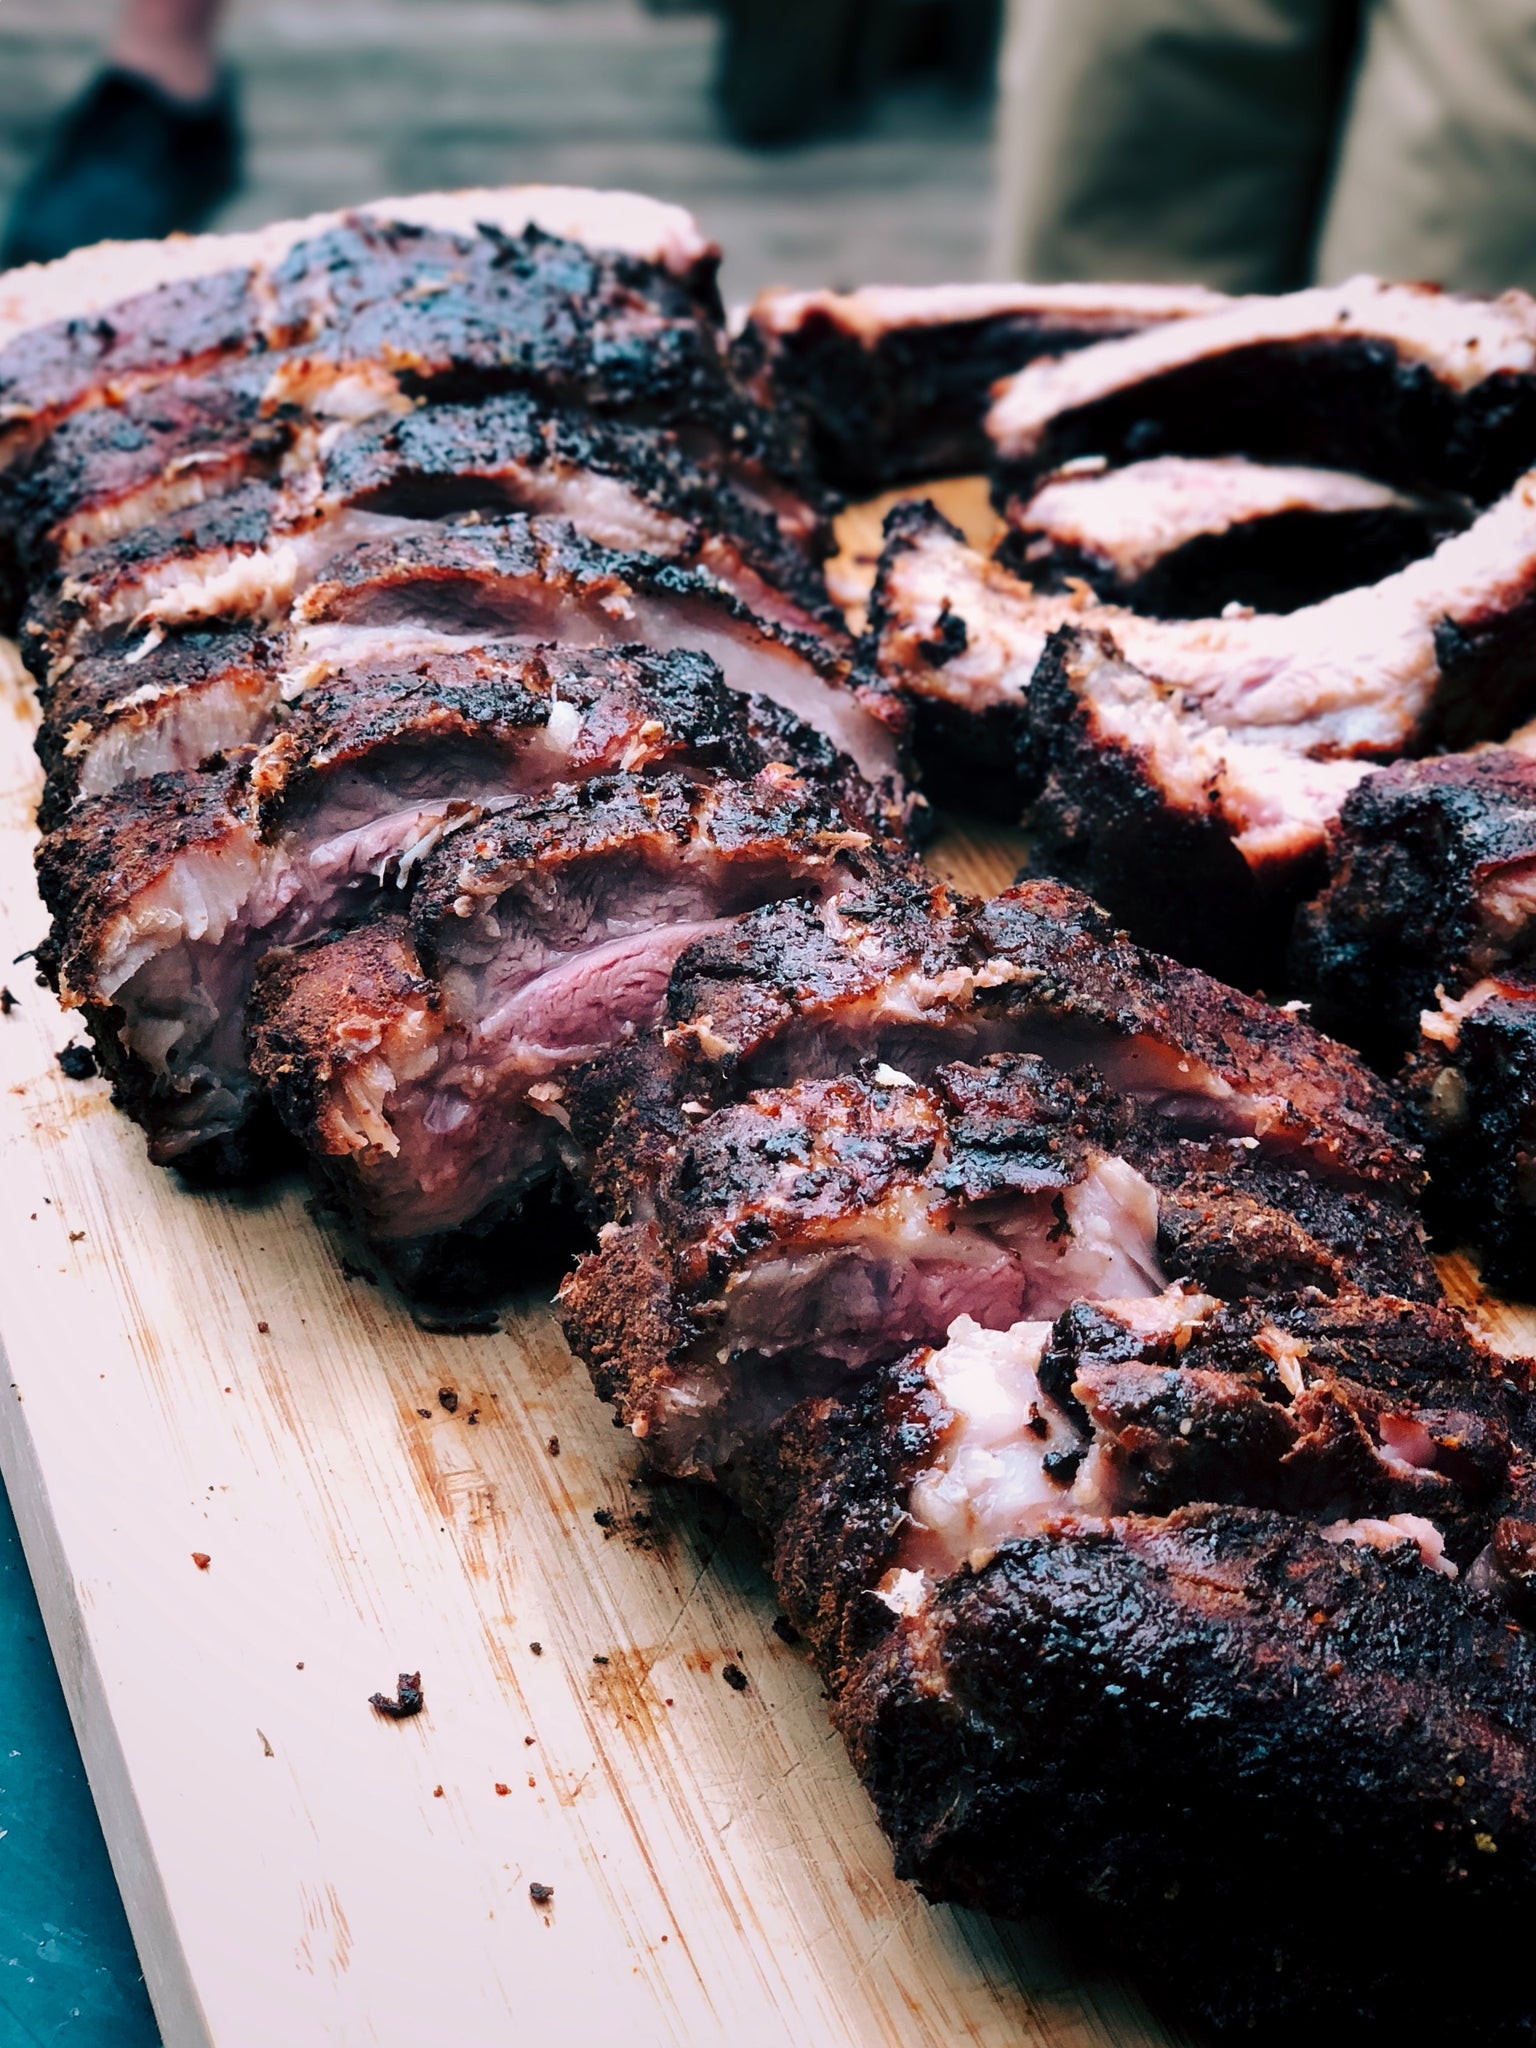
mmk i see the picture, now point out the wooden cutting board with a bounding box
[1,498,1528,2048]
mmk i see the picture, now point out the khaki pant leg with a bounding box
[992,0,1354,290]
[1315,0,1536,292]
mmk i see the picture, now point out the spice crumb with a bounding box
[0,987,16,1014]
[722,1663,749,1693]
[529,1641,543,1656]
[256,1321,269,1334]
[416,1408,430,1419]
[529,1881,553,1905]
[296,1662,304,1670]
[68,1230,85,1243]
[494,1782,510,1796]
[432,1785,444,1798]
[57,1041,98,1079]
[592,1509,613,1529]
[592,1654,609,1666]
[191,1552,211,1571]
[546,1435,560,1456]
[437,1387,459,1414]
[524,1735,535,1746]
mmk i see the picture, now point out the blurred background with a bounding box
[0,0,1003,302]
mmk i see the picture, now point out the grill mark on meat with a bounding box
[284,514,904,800]
[36,642,863,1166]
[246,768,877,1254]
[736,279,1224,492]
[998,454,1455,618]
[987,274,1536,503]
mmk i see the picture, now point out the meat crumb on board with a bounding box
[369,1671,425,1719]
[56,1041,97,1079]
[529,1882,554,1905]
[722,1663,749,1692]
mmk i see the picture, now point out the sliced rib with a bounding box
[999,455,1452,617]
[0,198,722,472]
[1022,626,1375,984]
[245,769,880,1262]
[284,515,903,798]
[36,642,852,1168]
[736,279,1224,492]
[34,623,277,830]
[988,275,1536,503]
[578,875,1422,1210]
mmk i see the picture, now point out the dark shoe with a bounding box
[1,67,241,271]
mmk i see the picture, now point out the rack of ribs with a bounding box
[558,878,1536,2039]
[870,480,1536,976]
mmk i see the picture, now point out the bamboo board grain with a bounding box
[0,632,1198,2048]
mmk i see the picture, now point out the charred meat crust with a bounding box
[576,877,1420,1209]
[1020,626,1322,989]
[735,280,1223,493]
[1294,749,1536,1058]
[0,214,759,458]
[986,279,1536,504]
[1405,979,1536,1296]
[840,1504,1536,2040]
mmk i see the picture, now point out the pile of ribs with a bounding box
[9,189,1536,2040]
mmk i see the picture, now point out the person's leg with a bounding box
[1,0,239,271]
[112,0,223,104]
[991,0,1360,292]
[1314,0,1536,293]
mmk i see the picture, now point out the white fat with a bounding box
[544,697,582,753]
[1320,1513,1458,1578]
[1478,856,1536,943]
[989,275,1536,456]
[328,1003,441,1157]
[908,1316,1068,1569]
[1015,456,1415,581]
[1055,1156,1165,1300]
[873,1566,931,1617]
[1418,977,1505,1049]
[534,469,690,555]
[74,671,279,802]
[278,624,497,698]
